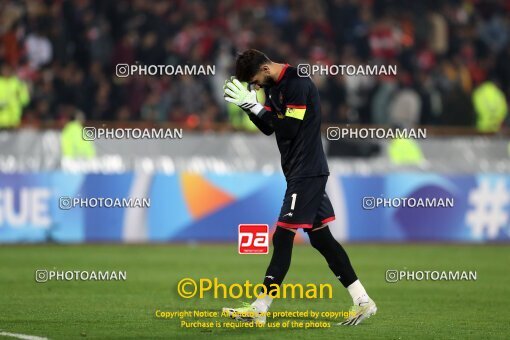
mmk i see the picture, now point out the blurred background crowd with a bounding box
[1,0,509,131]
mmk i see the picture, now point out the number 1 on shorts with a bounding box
[290,193,297,210]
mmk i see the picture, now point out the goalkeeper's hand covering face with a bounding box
[223,77,264,116]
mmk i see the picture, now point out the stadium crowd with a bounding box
[0,0,509,130]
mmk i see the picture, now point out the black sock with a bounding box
[262,227,295,294]
[308,225,358,287]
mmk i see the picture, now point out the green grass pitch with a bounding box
[1,244,508,339]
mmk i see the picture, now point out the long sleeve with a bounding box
[247,110,274,135]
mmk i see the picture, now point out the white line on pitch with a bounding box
[0,331,48,340]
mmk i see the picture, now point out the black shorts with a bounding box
[276,175,335,232]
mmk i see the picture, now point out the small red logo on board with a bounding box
[238,224,269,254]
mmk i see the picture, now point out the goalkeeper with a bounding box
[222,49,377,326]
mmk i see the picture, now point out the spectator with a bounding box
[387,73,421,128]
[472,80,508,132]
[0,63,30,128]
[25,27,53,69]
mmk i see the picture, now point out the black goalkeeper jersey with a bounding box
[250,65,329,180]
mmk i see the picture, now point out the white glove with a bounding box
[224,77,264,115]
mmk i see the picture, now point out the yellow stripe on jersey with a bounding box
[285,105,306,120]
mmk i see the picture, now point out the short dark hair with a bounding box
[235,49,271,82]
